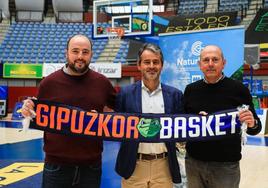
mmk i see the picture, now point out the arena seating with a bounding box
[0,0,264,65]
[177,0,206,15]
[265,0,268,7]
[114,40,129,63]
[0,22,129,64]
[218,0,249,12]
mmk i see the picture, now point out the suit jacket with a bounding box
[115,81,183,183]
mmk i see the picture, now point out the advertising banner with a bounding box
[159,26,244,91]
[89,63,122,78]
[3,63,43,79]
[154,11,238,34]
[29,100,241,142]
[43,63,122,78]
[245,8,268,44]
[0,63,3,78]
[260,43,268,60]
[43,63,65,77]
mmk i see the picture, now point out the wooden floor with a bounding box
[1,121,268,188]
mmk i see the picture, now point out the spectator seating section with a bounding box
[218,0,249,12]
[0,22,129,64]
[114,40,129,63]
[265,0,268,7]
[177,0,206,15]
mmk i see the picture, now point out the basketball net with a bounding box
[106,27,125,43]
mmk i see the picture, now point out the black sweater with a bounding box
[184,77,261,162]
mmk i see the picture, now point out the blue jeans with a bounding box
[42,162,102,188]
[185,155,240,188]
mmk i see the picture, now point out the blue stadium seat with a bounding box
[0,22,116,64]
[1,53,10,59]
[178,0,205,14]
[219,0,248,11]
[265,0,268,7]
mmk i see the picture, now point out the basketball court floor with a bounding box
[1,119,268,188]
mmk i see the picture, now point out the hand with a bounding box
[90,106,114,113]
[238,110,255,128]
[103,106,114,112]
[199,111,208,116]
[21,98,36,118]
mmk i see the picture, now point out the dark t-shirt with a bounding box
[38,68,116,165]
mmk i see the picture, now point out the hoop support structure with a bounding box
[106,27,125,41]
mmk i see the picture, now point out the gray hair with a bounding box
[137,43,163,65]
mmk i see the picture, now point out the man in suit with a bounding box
[115,43,183,188]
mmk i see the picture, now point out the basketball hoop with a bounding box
[106,27,125,41]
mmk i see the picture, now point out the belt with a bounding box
[137,152,167,160]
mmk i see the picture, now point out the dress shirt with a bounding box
[138,81,167,154]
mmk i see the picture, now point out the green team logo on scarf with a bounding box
[137,118,162,138]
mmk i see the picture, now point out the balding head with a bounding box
[66,34,92,51]
[198,45,226,84]
[200,45,224,61]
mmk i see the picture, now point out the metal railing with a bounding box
[56,11,84,23]
[15,10,44,22]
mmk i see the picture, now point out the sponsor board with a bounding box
[3,64,43,79]
[160,26,244,91]
[43,63,121,78]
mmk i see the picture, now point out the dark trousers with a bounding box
[42,162,102,188]
[186,155,240,188]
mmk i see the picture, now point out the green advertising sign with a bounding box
[3,63,43,79]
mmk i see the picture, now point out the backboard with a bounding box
[93,0,153,39]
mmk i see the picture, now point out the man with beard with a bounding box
[21,34,116,188]
[115,43,183,188]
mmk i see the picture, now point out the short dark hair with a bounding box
[66,34,93,50]
[137,43,164,65]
